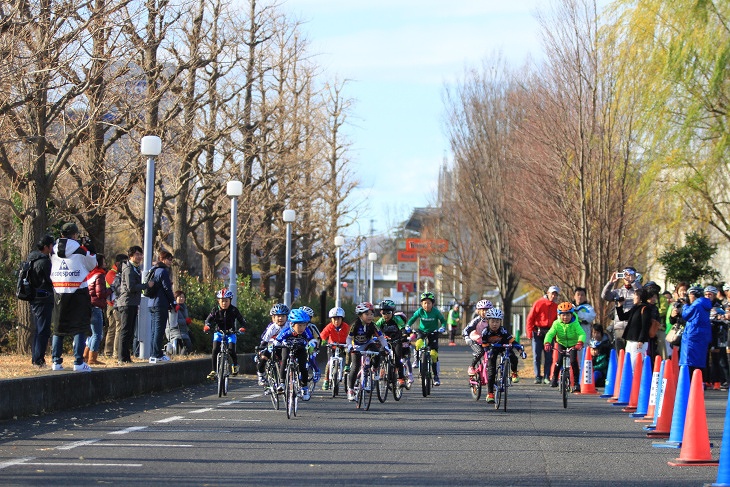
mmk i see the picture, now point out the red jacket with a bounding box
[87,267,111,309]
[526,297,558,339]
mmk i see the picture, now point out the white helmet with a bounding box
[485,308,503,320]
[328,307,345,318]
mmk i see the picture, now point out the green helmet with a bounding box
[420,292,435,303]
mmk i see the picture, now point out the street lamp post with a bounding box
[227,181,243,306]
[139,135,162,360]
[283,210,296,308]
[368,252,377,303]
[334,235,345,307]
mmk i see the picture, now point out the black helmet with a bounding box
[420,292,435,303]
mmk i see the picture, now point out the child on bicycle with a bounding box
[347,302,389,401]
[275,308,315,401]
[407,291,447,386]
[376,299,408,387]
[256,303,289,386]
[463,300,493,375]
[395,310,414,384]
[477,308,525,403]
[320,306,350,390]
[544,302,586,392]
[203,288,247,380]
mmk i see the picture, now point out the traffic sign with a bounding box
[405,238,448,253]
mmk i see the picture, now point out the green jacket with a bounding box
[407,307,447,333]
[544,316,586,347]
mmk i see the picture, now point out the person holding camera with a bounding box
[49,222,98,372]
[601,267,642,352]
[667,281,689,356]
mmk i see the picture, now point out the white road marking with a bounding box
[56,439,100,450]
[189,418,261,422]
[0,458,34,470]
[100,443,193,447]
[189,408,213,413]
[23,461,142,467]
[109,426,147,435]
[155,416,185,423]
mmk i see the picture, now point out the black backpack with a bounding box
[143,265,161,298]
[16,258,41,301]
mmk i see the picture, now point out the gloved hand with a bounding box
[575,341,583,351]
[438,326,446,334]
[203,325,210,333]
[185,317,192,325]
[308,339,319,350]
[521,351,528,359]
[405,326,412,334]
[175,305,181,312]
[543,343,551,352]
[238,327,246,334]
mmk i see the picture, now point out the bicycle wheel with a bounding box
[561,367,569,409]
[377,360,388,403]
[356,370,364,409]
[502,362,509,412]
[495,361,503,410]
[266,364,279,410]
[331,360,340,398]
[392,361,403,401]
[286,364,295,419]
[420,349,430,397]
[364,369,374,411]
[470,361,482,400]
[217,353,225,398]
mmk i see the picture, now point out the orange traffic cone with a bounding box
[668,369,719,466]
[647,363,677,438]
[622,353,644,412]
[608,349,625,403]
[636,355,663,422]
[580,348,598,395]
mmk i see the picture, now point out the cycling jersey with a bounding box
[480,325,515,345]
[407,307,446,333]
[348,319,383,347]
[320,322,350,344]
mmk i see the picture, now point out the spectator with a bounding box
[680,285,713,377]
[447,303,461,346]
[167,290,193,355]
[572,286,596,339]
[49,223,97,372]
[601,267,643,352]
[589,323,612,387]
[103,254,127,359]
[86,254,111,365]
[116,245,146,365]
[148,250,175,362]
[705,286,728,388]
[668,281,690,356]
[527,285,560,384]
[616,287,654,360]
[28,234,55,368]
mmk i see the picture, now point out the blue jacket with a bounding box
[148,264,175,310]
[680,296,712,368]
[275,323,314,345]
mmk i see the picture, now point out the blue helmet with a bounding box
[288,308,310,324]
[270,303,290,316]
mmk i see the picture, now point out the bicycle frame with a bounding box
[354,350,380,410]
[556,347,576,409]
[327,343,347,398]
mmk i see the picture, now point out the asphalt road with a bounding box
[0,345,727,486]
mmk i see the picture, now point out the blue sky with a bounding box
[282,1,546,236]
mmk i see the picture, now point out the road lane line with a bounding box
[100,443,193,447]
[189,418,261,422]
[56,439,100,450]
[0,458,34,470]
[155,416,185,423]
[23,461,142,467]
[109,426,147,435]
[189,408,213,413]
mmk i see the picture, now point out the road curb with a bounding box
[1,353,257,421]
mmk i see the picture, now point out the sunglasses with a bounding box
[381,310,393,314]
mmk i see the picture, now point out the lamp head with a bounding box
[140,135,162,156]
[227,180,243,197]
[282,209,296,223]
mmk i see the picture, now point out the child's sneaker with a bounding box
[276,383,284,393]
[257,373,266,386]
[486,393,495,403]
[433,375,440,386]
[397,378,405,387]
[207,370,216,380]
[301,387,310,401]
[347,388,356,401]
[468,366,477,375]
[322,380,330,391]
[511,372,519,383]
[231,365,239,376]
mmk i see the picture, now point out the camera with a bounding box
[614,296,625,304]
[616,272,625,279]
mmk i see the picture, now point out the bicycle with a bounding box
[379,337,405,402]
[354,350,381,410]
[553,346,577,409]
[208,329,240,398]
[283,338,307,419]
[326,343,348,398]
[491,344,513,412]
[415,338,435,397]
[468,352,488,401]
